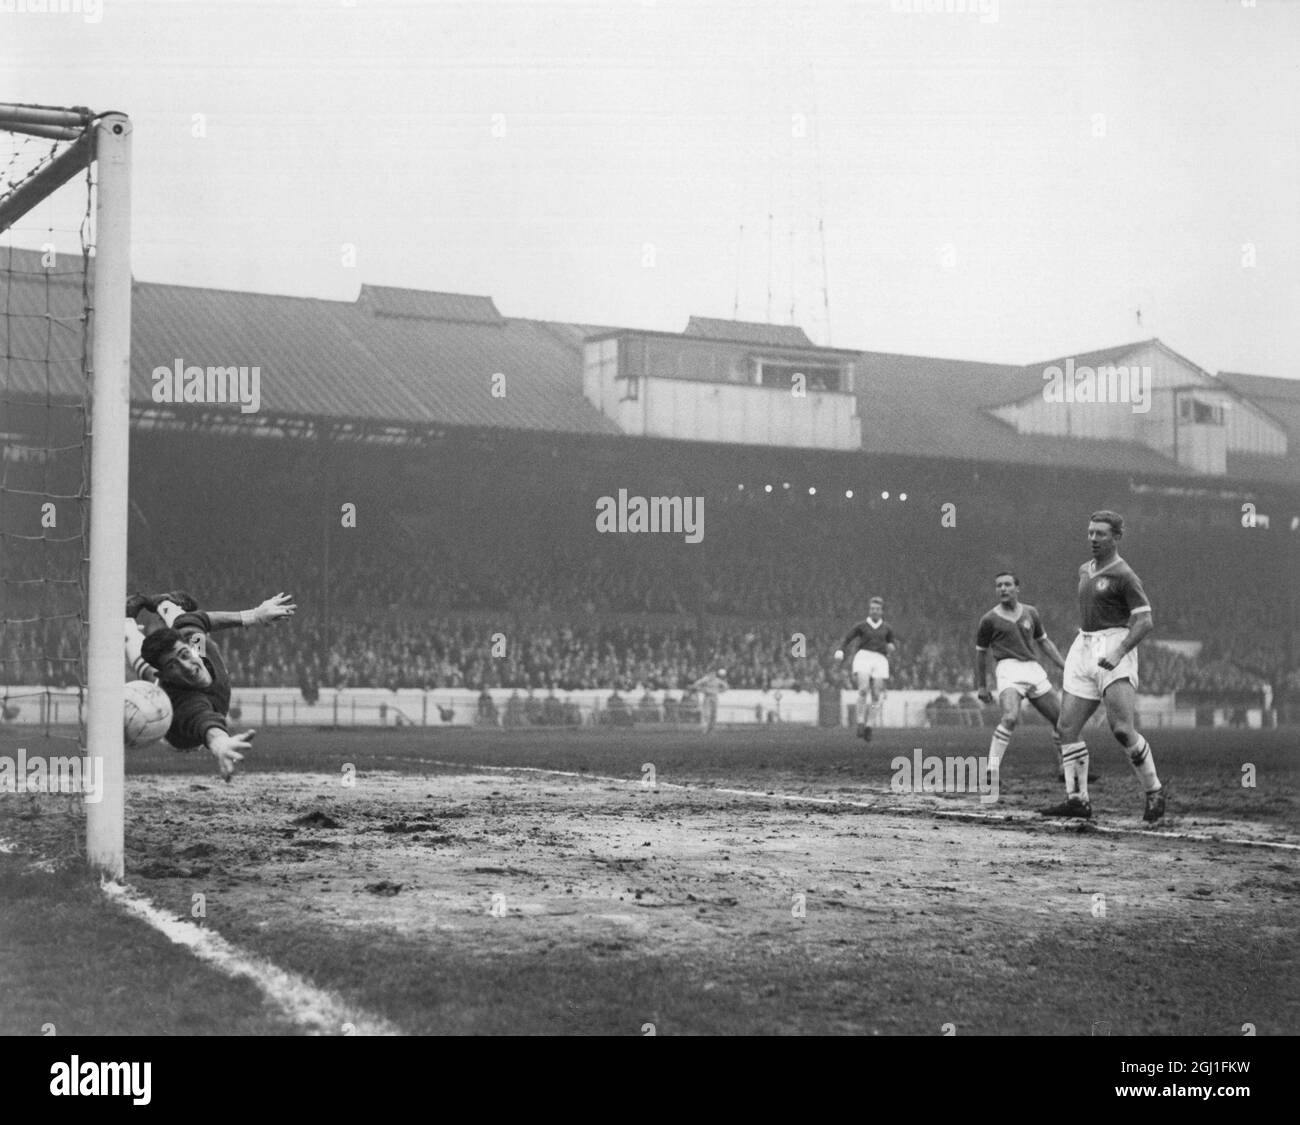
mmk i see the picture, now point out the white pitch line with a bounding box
[1,837,400,1034]
[926,807,1300,850]
[421,760,1300,852]
[100,881,403,1036]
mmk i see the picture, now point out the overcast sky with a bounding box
[3,0,1297,375]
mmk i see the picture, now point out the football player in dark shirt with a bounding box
[974,572,1067,789]
[1043,511,1165,823]
[128,590,295,781]
[834,596,896,741]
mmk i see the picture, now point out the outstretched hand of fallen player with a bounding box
[252,593,297,626]
[207,728,255,782]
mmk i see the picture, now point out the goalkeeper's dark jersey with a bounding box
[160,612,232,750]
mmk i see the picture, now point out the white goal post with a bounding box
[0,104,132,879]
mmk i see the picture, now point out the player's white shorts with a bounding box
[852,650,890,683]
[994,658,1052,700]
[1063,628,1138,701]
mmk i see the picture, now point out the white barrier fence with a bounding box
[2,684,1265,730]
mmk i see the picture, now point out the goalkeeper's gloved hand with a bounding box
[244,592,297,626]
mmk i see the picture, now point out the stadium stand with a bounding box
[3,249,1298,714]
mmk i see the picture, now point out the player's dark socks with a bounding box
[125,593,150,618]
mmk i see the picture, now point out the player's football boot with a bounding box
[1142,787,1166,823]
[862,725,872,742]
[125,592,150,619]
[1039,797,1092,819]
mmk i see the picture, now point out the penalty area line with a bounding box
[421,760,1300,852]
[100,881,403,1036]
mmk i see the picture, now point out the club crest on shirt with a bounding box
[1095,577,1111,592]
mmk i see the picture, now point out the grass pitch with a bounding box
[1,723,1296,1035]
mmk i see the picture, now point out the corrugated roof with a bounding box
[1,249,615,433]
[1026,339,1156,376]
[344,311,619,434]
[1217,371,1300,477]
[131,283,438,423]
[2,246,1296,480]
[979,340,1154,410]
[360,285,504,324]
[1224,451,1300,485]
[535,320,616,350]
[1218,370,1300,404]
[851,348,1188,474]
[684,316,813,348]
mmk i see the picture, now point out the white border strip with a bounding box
[420,760,1300,852]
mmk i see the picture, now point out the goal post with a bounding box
[85,112,132,880]
[0,104,132,879]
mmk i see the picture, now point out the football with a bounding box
[123,679,173,748]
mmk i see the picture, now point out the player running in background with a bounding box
[126,590,295,780]
[691,668,728,732]
[834,596,895,741]
[974,572,1068,788]
[1044,510,1165,822]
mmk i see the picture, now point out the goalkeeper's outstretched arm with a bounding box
[191,593,297,631]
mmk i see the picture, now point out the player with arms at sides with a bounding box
[834,596,895,741]
[691,668,728,733]
[974,572,1068,789]
[124,590,296,780]
[1044,511,1165,822]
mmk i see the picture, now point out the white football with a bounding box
[123,679,173,747]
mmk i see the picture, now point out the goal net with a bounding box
[0,103,131,878]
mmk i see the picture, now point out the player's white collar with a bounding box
[1088,554,1123,576]
[865,616,883,626]
[992,602,1023,621]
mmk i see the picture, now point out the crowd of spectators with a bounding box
[3,434,1296,701]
